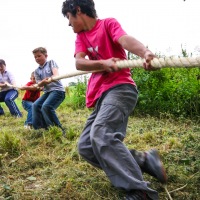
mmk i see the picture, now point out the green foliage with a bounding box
[0,132,21,156]
[46,126,63,140]
[65,127,79,140]
[63,49,200,121]
[65,76,87,109]
[132,67,200,119]
[0,108,199,199]
[128,47,200,119]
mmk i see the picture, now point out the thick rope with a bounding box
[116,56,200,69]
[4,56,200,89]
[50,56,200,82]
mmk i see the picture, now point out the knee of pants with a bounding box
[91,127,125,148]
[4,98,12,103]
[78,141,93,159]
[32,102,38,110]
[78,144,97,164]
[41,104,52,113]
[78,141,85,156]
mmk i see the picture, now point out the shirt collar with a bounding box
[39,61,47,69]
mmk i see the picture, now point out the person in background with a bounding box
[0,59,22,117]
[61,1,167,200]
[32,47,66,135]
[19,71,41,129]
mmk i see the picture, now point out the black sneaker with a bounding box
[142,149,167,184]
[125,190,152,200]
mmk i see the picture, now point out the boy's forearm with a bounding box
[119,35,152,58]
[75,57,104,71]
[20,85,39,90]
[37,80,46,87]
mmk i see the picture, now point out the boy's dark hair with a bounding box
[62,0,97,18]
[32,47,47,55]
[0,59,6,66]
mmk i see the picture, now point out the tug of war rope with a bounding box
[5,56,200,89]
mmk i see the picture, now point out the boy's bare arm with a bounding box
[19,85,41,91]
[118,35,156,70]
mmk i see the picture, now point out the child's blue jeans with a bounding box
[32,90,65,129]
[0,89,22,117]
[22,100,33,125]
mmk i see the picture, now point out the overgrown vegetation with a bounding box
[0,50,199,199]
[0,106,199,199]
[65,76,88,109]
[132,67,200,119]
[128,50,200,120]
[65,51,200,121]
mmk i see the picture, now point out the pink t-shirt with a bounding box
[75,18,136,108]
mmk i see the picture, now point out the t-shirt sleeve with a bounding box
[75,34,87,56]
[105,18,127,43]
[49,60,58,69]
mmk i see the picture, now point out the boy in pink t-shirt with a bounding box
[62,1,167,199]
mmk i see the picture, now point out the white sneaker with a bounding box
[24,125,32,130]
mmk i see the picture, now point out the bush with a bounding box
[132,67,200,119]
[64,53,200,120]
[65,76,87,109]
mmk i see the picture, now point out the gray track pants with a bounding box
[78,84,158,199]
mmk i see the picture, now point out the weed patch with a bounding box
[0,108,199,199]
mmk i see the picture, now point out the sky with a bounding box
[0,0,200,86]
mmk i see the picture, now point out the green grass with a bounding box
[0,102,199,199]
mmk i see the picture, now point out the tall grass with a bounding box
[0,102,199,199]
[64,76,87,109]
